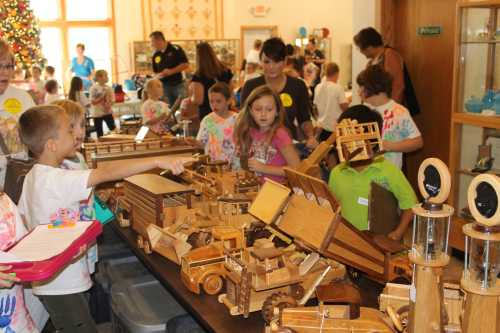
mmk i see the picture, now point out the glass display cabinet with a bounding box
[449,0,500,250]
[131,39,241,76]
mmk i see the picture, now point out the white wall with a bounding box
[114,0,144,83]
[112,0,379,87]
[223,0,354,85]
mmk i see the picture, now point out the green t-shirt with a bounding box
[328,157,417,231]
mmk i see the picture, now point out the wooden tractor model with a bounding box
[218,240,345,323]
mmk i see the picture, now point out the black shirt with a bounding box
[305,48,325,68]
[241,75,311,140]
[152,43,188,85]
[191,69,233,121]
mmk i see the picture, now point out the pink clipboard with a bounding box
[3,221,102,282]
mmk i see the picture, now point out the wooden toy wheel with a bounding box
[467,173,500,227]
[202,274,224,295]
[261,292,297,324]
[417,158,451,204]
[386,305,403,332]
[289,284,305,300]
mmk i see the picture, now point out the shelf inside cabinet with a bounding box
[457,168,500,176]
[452,112,500,128]
[461,39,500,44]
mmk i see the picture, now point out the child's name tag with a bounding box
[357,197,369,206]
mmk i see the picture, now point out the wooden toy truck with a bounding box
[270,282,395,332]
[250,167,411,283]
[181,226,245,295]
[218,242,345,323]
[123,174,195,253]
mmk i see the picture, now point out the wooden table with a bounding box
[110,221,264,333]
[110,221,385,333]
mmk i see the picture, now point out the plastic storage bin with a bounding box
[166,314,207,333]
[97,255,151,293]
[92,255,150,323]
[111,275,187,333]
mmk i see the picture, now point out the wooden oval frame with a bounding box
[417,158,451,204]
[467,174,500,227]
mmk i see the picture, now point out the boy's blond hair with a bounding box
[95,69,107,79]
[19,105,65,157]
[0,40,14,63]
[51,99,85,125]
[143,78,162,101]
[323,62,339,78]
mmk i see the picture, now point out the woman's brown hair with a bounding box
[195,42,226,79]
[234,85,285,158]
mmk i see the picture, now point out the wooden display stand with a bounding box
[460,173,500,333]
[407,158,454,333]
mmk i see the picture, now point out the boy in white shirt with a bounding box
[17,105,191,332]
[357,65,423,169]
[314,62,349,141]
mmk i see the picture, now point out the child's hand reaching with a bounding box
[157,156,195,175]
[0,266,19,288]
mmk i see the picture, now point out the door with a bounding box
[381,0,457,188]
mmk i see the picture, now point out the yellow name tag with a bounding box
[3,98,22,115]
[280,93,293,108]
[154,56,162,64]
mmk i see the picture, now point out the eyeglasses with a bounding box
[0,64,15,71]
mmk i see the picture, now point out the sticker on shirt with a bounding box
[357,197,369,206]
[3,98,22,115]
[154,56,162,64]
[280,93,293,108]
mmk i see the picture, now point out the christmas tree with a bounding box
[0,0,44,69]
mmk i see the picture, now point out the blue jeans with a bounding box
[163,82,185,107]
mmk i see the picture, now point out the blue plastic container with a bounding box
[465,97,484,113]
[482,90,496,109]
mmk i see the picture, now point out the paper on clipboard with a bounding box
[0,222,92,263]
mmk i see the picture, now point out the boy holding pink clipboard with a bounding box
[16,105,192,332]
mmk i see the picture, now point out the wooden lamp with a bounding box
[461,173,500,333]
[408,158,454,333]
